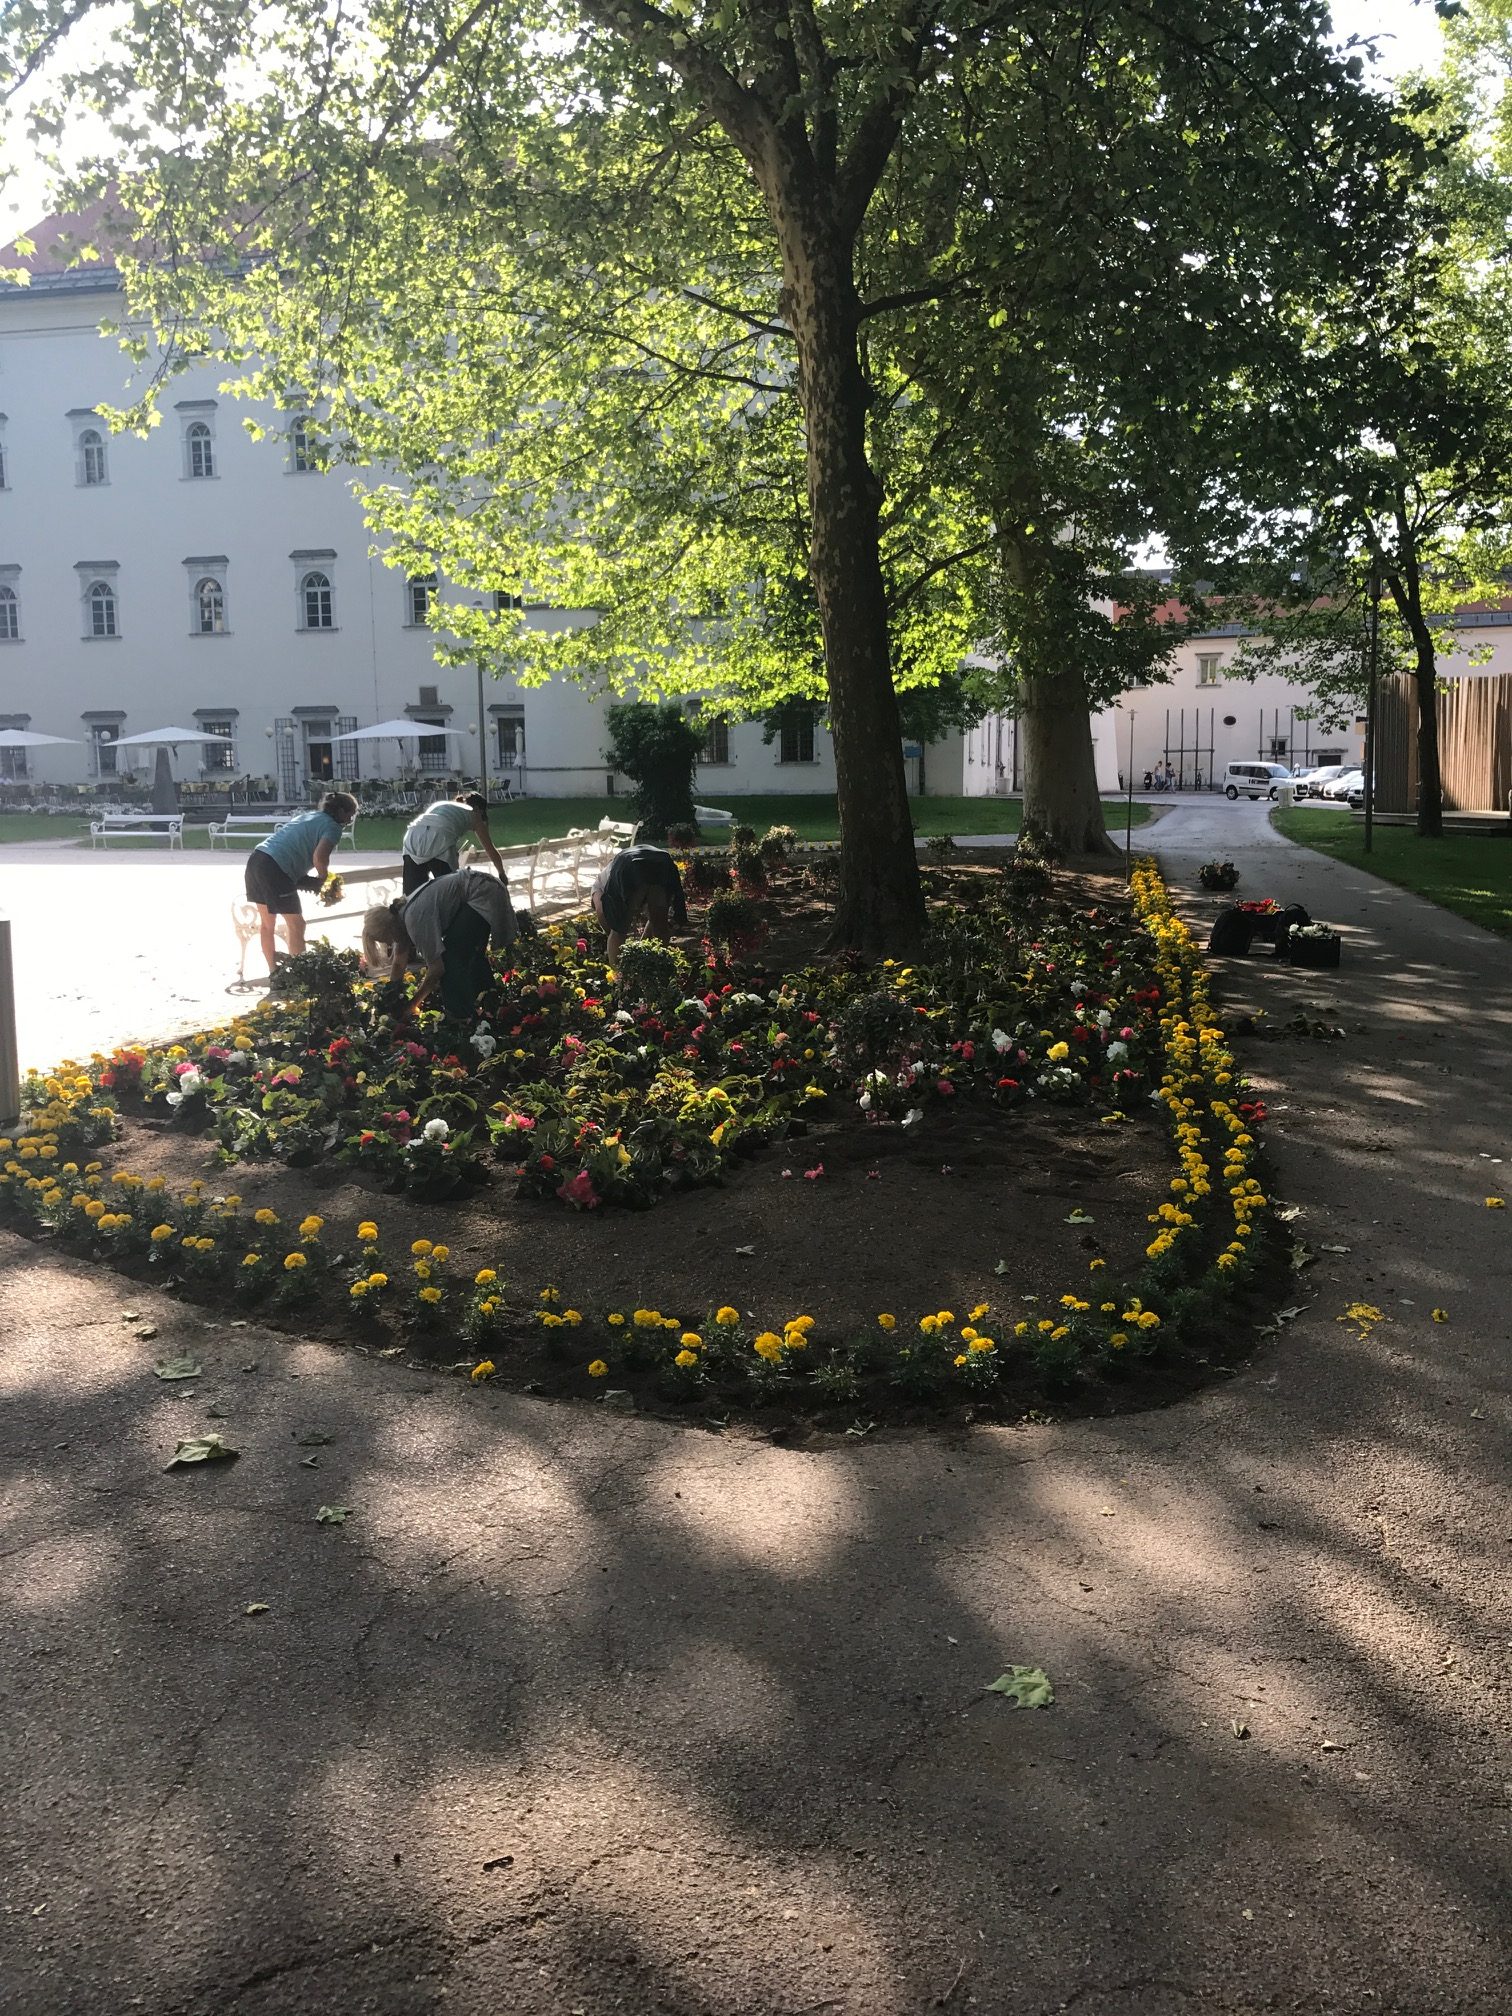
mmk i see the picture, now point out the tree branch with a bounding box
[833,0,935,236]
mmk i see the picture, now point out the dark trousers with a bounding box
[403,854,454,896]
[440,905,492,1019]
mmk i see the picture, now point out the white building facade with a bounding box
[0,250,866,802]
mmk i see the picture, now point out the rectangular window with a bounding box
[700,716,730,766]
[79,429,108,486]
[300,570,334,629]
[407,573,437,626]
[1196,654,1221,687]
[494,708,525,767]
[185,421,215,479]
[778,707,816,765]
[290,417,324,473]
[1269,736,1288,759]
[413,715,448,774]
[200,719,236,773]
[303,721,335,781]
[91,723,119,777]
[0,745,27,781]
[0,586,18,641]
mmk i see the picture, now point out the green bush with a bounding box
[605,703,701,840]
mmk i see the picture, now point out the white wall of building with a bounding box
[0,275,866,802]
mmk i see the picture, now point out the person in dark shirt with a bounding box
[363,868,517,1021]
[590,845,689,962]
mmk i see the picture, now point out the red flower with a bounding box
[803,1163,825,1181]
[556,1169,601,1210]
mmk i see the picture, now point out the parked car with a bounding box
[1291,763,1352,800]
[1319,768,1364,801]
[1222,761,1293,801]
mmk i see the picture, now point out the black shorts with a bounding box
[403,854,455,895]
[245,849,303,916]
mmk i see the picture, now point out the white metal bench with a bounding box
[208,811,291,848]
[694,803,735,827]
[90,812,185,849]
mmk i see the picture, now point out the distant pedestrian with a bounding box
[392,866,518,1021]
[243,791,357,975]
[591,845,689,963]
[401,792,507,893]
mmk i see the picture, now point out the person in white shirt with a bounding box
[400,792,507,893]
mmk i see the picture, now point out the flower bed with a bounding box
[0,859,1271,1424]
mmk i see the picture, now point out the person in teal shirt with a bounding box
[243,790,357,974]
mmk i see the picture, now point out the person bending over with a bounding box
[243,791,357,976]
[393,866,518,1021]
[591,844,689,964]
[401,792,506,894]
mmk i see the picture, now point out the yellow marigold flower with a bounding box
[1137,1311,1160,1329]
[419,1285,443,1304]
[715,1306,740,1328]
[299,1215,325,1239]
[150,1223,174,1242]
[632,1308,657,1327]
[563,1309,583,1326]
[147,1176,166,1192]
[753,1331,784,1361]
[681,1331,703,1350]
[254,1208,278,1226]
[1110,1332,1128,1349]
[1014,1321,1030,1337]
[357,1222,379,1243]
[588,1359,609,1378]
[969,1303,989,1322]
[414,1260,432,1281]
[367,1272,388,1288]
[788,1315,815,1333]
[968,1337,994,1353]
[471,1359,496,1382]
[474,1267,498,1286]
[540,1285,561,1303]
[431,1244,450,1263]
[1051,1325,1070,1341]
[936,1311,954,1326]
[1089,1258,1106,1272]
[674,1349,698,1369]
[661,1317,679,1332]
[607,1312,626,1326]
[953,1353,968,1368]
[1047,1041,1070,1063]
[961,1326,978,1343]
[284,1252,308,1271]
[84,1199,106,1220]
[350,1281,369,1298]
[919,1315,939,1335]
[877,1313,896,1330]
[234,1035,253,1051]
[1037,1319,1055,1333]
[479,1298,499,1317]
[411,1238,433,1256]
[241,1253,262,1268]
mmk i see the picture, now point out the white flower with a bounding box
[902,1106,924,1129]
[910,1060,927,1079]
[859,1091,873,1112]
[1096,1009,1112,1029]
[178,1069,205,1096]
[165,1091,183,1108]
[991,1029,1011,1053]
[1106,1041,1128,1064]
[422,1117,450,1141]
[471,1033,496,1058]
[614,1009,634,1026]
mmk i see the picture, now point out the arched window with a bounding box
[79,429,108,486]
[407,571,437,626]
[186,421,215,479]
[0,586,18,642]
[301,570,334,630]
[194,577,226,635]
[87,580,118,638]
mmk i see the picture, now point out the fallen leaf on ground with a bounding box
[734,1244,756,1256]
[301,1455,319,1467]
[1432,1308,1450,1323]
[244,1603,269,1616]
[1232,1719,1251,1740]
[135,1325,159,1341]
[294,1430,333,1446]
[1320,1243,1351,1254]
[164,1435,238,1469]
[315,1504,353,1524]
[153,1356,203,1381]
[1065,1209,1094,1224]
[986,1666,1055,1708]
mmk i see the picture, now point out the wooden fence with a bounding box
[1376,671,1512,814]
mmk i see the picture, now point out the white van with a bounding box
[1222,762,1292,801]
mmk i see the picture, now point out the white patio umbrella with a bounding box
[332,718,470,743]
[0,729,82,747]
[112,726,231,813]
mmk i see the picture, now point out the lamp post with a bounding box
[1364,564,1382,856]
[1125,707,1136,867]
[472,602,490,804]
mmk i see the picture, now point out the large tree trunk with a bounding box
[1019,660,1120,857]
[1388,573,1444,837]
[776,197,925,951]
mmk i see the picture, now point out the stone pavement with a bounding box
[0,804,1508,2015]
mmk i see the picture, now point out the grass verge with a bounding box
[1272,806,1512,938]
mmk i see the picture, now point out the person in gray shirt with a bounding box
[363,867,517,1021]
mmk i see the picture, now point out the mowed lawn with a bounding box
[0,794,1151,851]
[1273,806,1512,938]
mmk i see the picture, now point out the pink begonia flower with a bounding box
[935,1078,956,1096]
[556,1169,601,1210]
[803,1164,825,1181]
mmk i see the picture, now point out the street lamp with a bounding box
[472,602,490,804]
